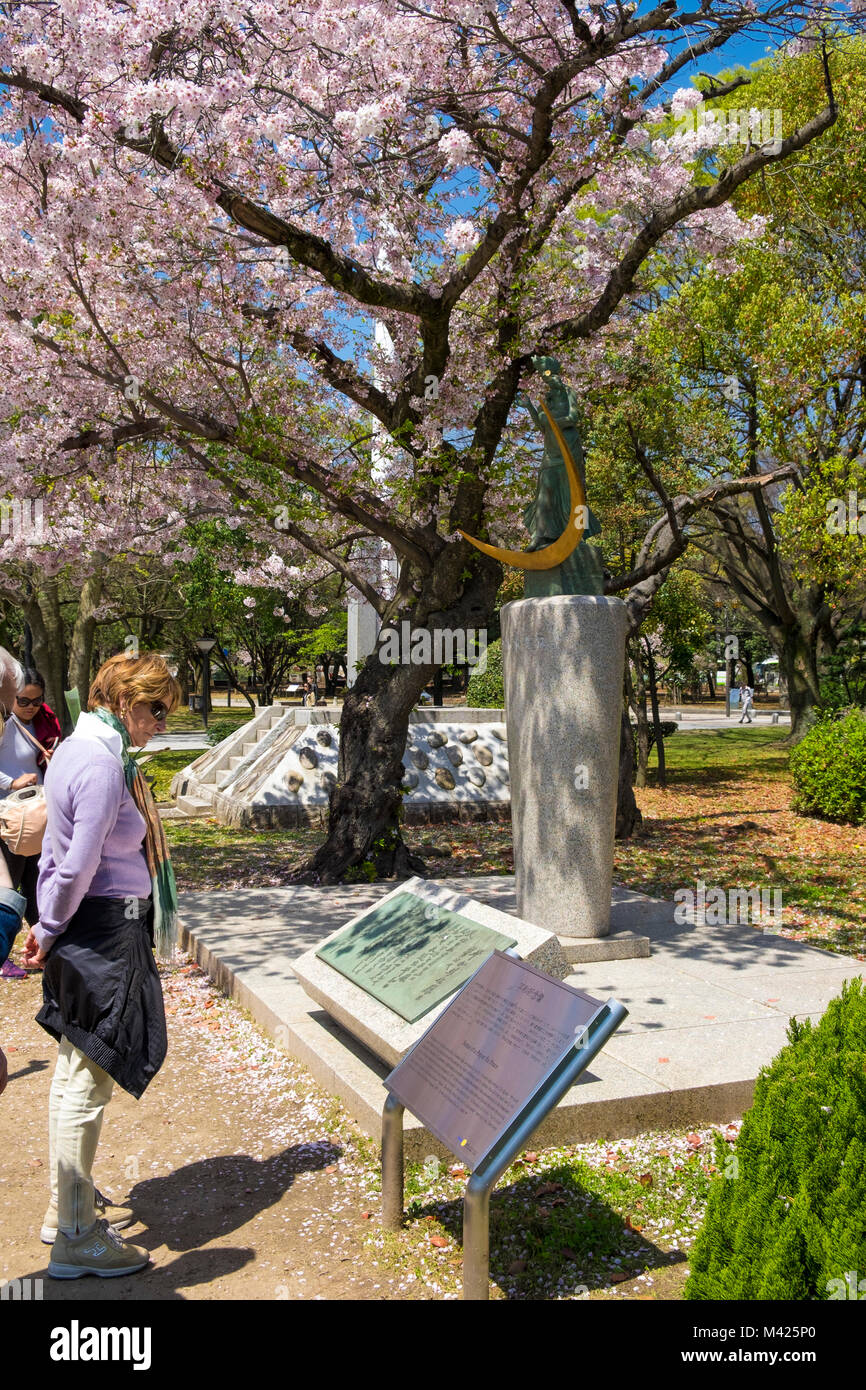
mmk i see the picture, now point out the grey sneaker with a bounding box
[48,1219,150,1279]
[41,1189,135,1244]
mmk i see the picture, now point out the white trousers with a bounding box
[48,1037,115,1236]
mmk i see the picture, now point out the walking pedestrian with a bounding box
[738,684,755,724]
[22,650,181,1278]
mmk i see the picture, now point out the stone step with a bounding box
[229,756,243,770]
[242,742,257,755]
[558,929,651,964]
[176,794,215,818]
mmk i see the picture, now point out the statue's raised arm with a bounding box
[458,355,604,597]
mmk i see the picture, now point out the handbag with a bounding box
[0,785,47,855]
[0,716,50,854]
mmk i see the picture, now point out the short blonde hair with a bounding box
[88,651,182,716]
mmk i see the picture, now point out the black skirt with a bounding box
[36,896,167,1099]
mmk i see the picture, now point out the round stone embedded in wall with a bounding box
[316,729,333,747]
[458,729,479,744]
[491,726,507,741]
[410,748,429,769]
[468,768,486,787]
[435,767,456,791]
[298,748,319,769]
[474,744,493,766]
[402,771,419,790]
[428,731,447,748]
[286,772,304,793]
[445,745,463,766]
[321,771,336,790]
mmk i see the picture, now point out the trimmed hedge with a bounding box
[466,638,504,709]
[790,709,866,825]
[685,979,866,1300]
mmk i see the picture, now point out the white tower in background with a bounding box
[346,249,399,686]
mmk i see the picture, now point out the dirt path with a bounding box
[0,957,401,1302]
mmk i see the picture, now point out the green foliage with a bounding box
[685,979,866,1300]
[466,638,504,708]
[789,710,866,825]
[205,718,240,747]
[816,622,866,713]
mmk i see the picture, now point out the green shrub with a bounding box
[685,979,866,1300]
[466,638,504,709]
[205,718,241,747]
[789,709,866,825]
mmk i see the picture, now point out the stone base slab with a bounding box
[559,929,651,963]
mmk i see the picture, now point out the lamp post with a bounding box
[195,637,217,729]
[714,599,735,719]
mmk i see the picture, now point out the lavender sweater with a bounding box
[35,713,150,951]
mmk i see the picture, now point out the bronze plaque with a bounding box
[384,951,606,1169]
[315,890,517,1024]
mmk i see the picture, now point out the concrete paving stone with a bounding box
[563,965,776,1033]
[720,966,863,1015]
[603,1015,794,1091]
[655,929,854,983]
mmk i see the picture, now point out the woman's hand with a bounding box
[22,929,46,968]
[11,773,37,790]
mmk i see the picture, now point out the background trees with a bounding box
[2,3,864,875]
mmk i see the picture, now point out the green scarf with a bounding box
[92,707,179,960]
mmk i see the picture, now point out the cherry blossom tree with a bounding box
[1,1,863,877]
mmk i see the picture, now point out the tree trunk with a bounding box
[294,651,432,884]
[615,701,642,839]
[778,627,821,743]
[628,641,650,788]
[22,577,69,732]
[644,639,666,789]
[67,561,106,714]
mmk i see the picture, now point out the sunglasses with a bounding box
[149,702,169,721]
[16,694,44,707]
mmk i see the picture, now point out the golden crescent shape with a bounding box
[458,399,588,568]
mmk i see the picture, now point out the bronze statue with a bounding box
[459,355,604,597]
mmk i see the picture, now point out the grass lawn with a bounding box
[164,707,256,734]
[151,727,866,960]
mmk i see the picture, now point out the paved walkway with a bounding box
[663,713,790,730]
[178,877,858,1152]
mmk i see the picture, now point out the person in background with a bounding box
[738,683,755,724]
[25,671,63,767]
[0,664,54,976]
[22,650,181,1278]
[0,647,29,1084]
